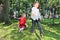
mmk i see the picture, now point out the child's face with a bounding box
[34,3,39,8]
[22,14,26,18]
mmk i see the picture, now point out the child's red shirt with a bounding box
[19,17,26,28]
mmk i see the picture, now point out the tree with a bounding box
[3,0,10,24]
[0,0,4,22]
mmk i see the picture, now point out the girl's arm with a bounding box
[31,7,37,16]
[15,17,20,20]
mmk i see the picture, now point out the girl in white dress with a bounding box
[31,1,44,40]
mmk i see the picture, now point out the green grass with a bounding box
[0,19,60,40]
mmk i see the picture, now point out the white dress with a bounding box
[31,7,41,20]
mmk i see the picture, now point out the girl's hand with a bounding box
[31,13,36,16]
[32,13,35,16]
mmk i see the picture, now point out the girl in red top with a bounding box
[19,13,27,32]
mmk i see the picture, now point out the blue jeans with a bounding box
[31,19,43,34]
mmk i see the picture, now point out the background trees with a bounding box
[0,0,60,24]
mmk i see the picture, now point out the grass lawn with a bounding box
[0,19,60,40]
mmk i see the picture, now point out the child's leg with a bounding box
[19,28,24,32]
[21,28,24,31]
[37,20,44,40]
[23,25,26,29]
[19,24,24,32]
[31,20,35,33]
[37,20,43,34]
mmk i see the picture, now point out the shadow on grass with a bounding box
[1,19,18,26]
[0,19,60,40]
[0,26,60,40]
[41,18,60,26]
[3,23,12,26]
[42,23,60,40]
[35,31,41,40]
[43,29,60,40]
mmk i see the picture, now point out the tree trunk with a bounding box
[3,0,10,24]
[0,1,4,22]
[0,4,2,21]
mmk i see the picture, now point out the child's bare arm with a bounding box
[15,17,20,20]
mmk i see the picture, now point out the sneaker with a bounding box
[40,33,44,40]
[19,28,23,32]
[19,29,23,32]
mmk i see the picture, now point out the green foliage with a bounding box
[9,0,60,16]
